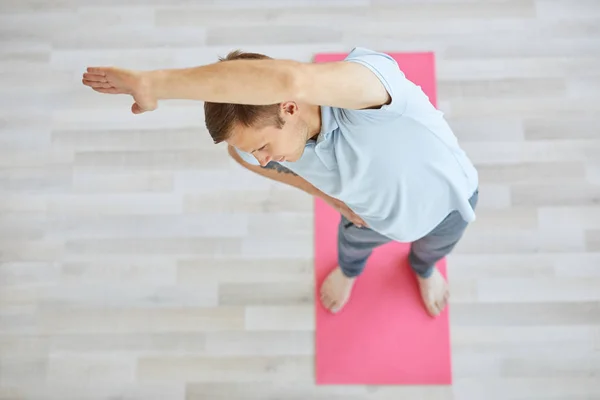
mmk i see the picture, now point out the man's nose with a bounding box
[257,154,272,166]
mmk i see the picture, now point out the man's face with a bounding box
[227,109,308,166]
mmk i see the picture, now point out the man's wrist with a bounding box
[144,69,169,100]
[315,191,333,202]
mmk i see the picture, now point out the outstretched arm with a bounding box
[82,57,391,114]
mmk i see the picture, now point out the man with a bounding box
[82,47,478,317]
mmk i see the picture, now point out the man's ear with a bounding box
[281,101,298,116]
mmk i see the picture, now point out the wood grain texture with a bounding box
[1,0,599,399]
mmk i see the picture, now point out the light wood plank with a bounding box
[45,194,184,216]
[451,302,600,326]
[245,306,314,331]
[60,260,177,285]
[439,78,566,100]
[38,308,245,334]
[219,282,313,306]
[0,240,64,263]
[447,117,524,142]
[1,284,219,309]
[538,206,600,230]
[204,331,313,356]
[370,1,536,19]
[524,117,600,140]
[206,26,344,46]
[511,183,600,206]
[587,163,600,184]
[137,355,313,383]
[0,262,62,287]
[0,356,47,386]
[473,184,511,209]
[186,382,453,400]
[446,37,600,59]
[73,150,227,171]
[451,325,600,350]
[501,354,600,378]
[453,377,600,400]
[535,0,600,19]
[585,230,600,251]
[463,140,600,165]
[567,76,600,98]
[242,235,313,258]
[52,128,209,151]
[45,214,249,239]
[476,162,586,184]
[0,384,185,400]
[448,254,556,279]
[71,171,174,193]
[438,57,600,81]
[476,277,600,302]
[46,354,136,384]
[184,189,313,213]
[456,226,586,254]
[177,258,312,284]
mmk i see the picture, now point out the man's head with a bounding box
[204,50,316,166]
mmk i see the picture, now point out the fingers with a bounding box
[93,87,120,94]
[342,210,364,227]
[86,67,107,76]
[83,72,107,83]
[131,102,153,115]
[351,216,367,228]
[82,79,113,89]
[132,103,143,114]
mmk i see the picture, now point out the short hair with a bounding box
[204,50,285,144]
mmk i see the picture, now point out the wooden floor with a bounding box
[1,0,600,399]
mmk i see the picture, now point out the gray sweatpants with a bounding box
[338,189,479,278]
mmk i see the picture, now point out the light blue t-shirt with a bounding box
[236,47,479,242]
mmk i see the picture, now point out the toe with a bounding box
[321,294,330,307]
[432,298,447,316]
[326,299,335,310]
[442,293,449,308]
[322,294,335,310]
[320,291,339,313]
[429,304,440,317]
[439,290,450,311]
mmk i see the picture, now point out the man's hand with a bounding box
[323,195,367,228]
[82,67,157,114]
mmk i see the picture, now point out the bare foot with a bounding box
[417,267,450,317]
[320,266,356,313]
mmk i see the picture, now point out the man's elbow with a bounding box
[284,61,312,103]
[227,145,244,165]
[228,145,258,170]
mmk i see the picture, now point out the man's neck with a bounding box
[306,104,322,142]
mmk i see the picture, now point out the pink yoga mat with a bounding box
[314,52,451,385]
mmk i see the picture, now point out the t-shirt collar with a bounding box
[315,106,338,145]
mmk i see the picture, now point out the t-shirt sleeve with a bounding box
[343,47,412,115]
